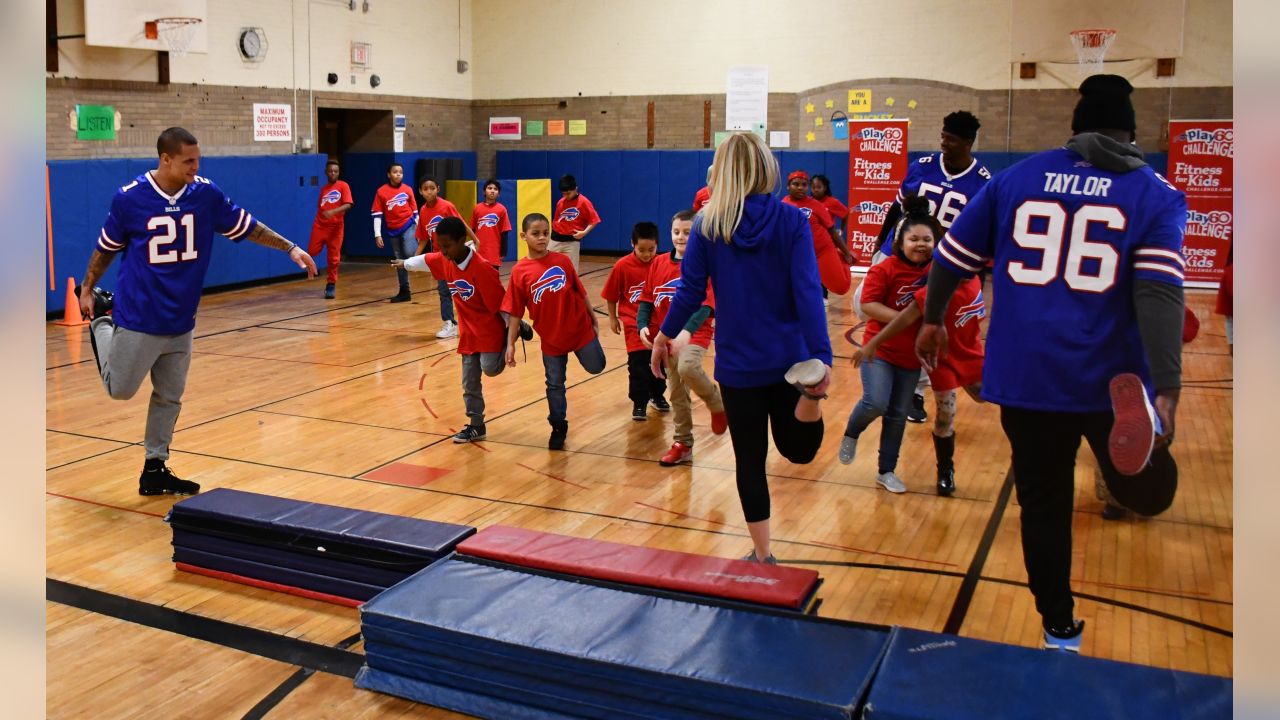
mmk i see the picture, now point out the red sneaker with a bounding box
[1108,374,1156,476]
[710,410,728,435]
[659,441,693,467]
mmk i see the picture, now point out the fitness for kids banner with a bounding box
[1169,120,1232,287]
[848,119,908,269]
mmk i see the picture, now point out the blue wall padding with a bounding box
[618,153,662,250]
[47,154,328,313]
[579,152,621,252]
[863,627,1231,720]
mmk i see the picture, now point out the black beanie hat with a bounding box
[942,111,980,141]
[1071,74,1136,133]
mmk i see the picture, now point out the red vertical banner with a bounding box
[847,119,909,268]
[1168,120,1232,287]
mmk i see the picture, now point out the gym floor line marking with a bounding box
[430,353,449,367]
[419,397,439,419]
[240,631,364,720]
[253,409,446,436]
[941,467,1017,635]
[633,501,734,527]
[807,539,958,567]
[46,491,166,519]
[516,462,590,490]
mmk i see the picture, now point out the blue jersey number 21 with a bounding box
[147,214,197,264]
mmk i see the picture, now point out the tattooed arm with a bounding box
[78,250,117,319]
[246,222,317,277]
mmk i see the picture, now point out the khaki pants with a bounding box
[667,343,723,447]
[547,239,581,270]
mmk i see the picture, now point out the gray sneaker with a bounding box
[740,551,778,565]
[877,471,907,494]
[838,435,858,465]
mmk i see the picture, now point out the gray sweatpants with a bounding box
[91,317,192,461]
[461,352,506,427]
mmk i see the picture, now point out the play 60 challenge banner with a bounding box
[847,119,908,268]
[1169,120,1232,287]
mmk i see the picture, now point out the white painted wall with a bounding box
[51,0,474,99]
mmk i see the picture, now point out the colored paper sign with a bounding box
[714,131,732,147]
[568,120,587,136]
[847,119,909,267]
[1168,119,1233,286]
[832,114,848,141]
[848,89,872,114]
[253,103,292,142]
[547,120,566,136]
[526,120,544,136]
[489,116,522,141]
[75,104,116,140]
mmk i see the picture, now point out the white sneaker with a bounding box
[436,320,458,339]
[877,471,907,493]
[784,358,828,388]
[838,435,858,465]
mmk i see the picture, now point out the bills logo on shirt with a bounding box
[955,293,986,327]
[387,192,411,209]
[322,190,342,204]
[558,207,580,222]
[627,281,645,304]
[450,279,475,302]
[477,212,500,229]
[653,279,681,307]
[425,214,445,235]
[895,277,927,308]
[531,266,567,303]
[797,207,813,219]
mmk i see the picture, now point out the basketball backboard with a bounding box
[83,0,209,54]
[1010,0,1186,63]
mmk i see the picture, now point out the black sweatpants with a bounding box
[1000,406,1178,629]
[721,382,826,523]
[627,349,666,406]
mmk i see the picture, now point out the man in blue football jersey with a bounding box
[77,127,317,496]
[916,76,1185,653]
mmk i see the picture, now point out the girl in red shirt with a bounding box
[838,197,939,494]
[780,170,855,295]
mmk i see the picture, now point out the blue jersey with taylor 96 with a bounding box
[97,172,258,335]
[934,146,1187,412]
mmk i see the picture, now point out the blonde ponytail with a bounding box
[698,132,779,243]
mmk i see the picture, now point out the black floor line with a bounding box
[47,578,365,677]
[240,632,363,720]
[941,467,1016,634]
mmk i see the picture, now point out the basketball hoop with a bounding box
[146,17,202,58]
[1070,28,1117,76]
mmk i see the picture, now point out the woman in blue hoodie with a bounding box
[650,132,832,564]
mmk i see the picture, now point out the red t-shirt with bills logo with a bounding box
[420,251,508,355]
[471,201,511,267]
[601,252,656,352]
[502,252,596,356]
[644,252,715,349]
[315,180,353,227]
[860,255,930,369]
[371,183,417,233]
[781,195,834,253]
[416,198,464,248]
[552,194,602,237]
[913,276,984,391]
[692,186,711,212]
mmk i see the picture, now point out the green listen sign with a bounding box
[76,105,116,140]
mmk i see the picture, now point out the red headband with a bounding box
[787,170,809,183]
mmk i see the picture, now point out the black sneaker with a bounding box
[389,288,412,303]
[138,462,200,496]
[651,396,671,413]
[324,283,336,299]
[74,285,114,320]
[548,424,568,451]
[453,425,486,443]
[1101,503,1130,521]
[907,393,928,423]
[517,320,534,341]
[632,404,647,421]
[1043,619,1085,653]
[937,467,956,497]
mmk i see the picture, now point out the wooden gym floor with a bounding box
[46,257,1233,718]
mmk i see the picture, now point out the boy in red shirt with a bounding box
[503,213,606,450]
[395,217,532,443]
[781,170,855,296]
[603,222,666,420]
[309,159,353,299]
[471,179,511,269]
[638,210,727,466]
[416,177,481,340]
[550,174,601,270]
[371,162,419,303]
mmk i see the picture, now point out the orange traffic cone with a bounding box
[54,277,89,326]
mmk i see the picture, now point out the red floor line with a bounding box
[516,462,589,490]
[633,501,731,527]
[430,354,449,367]
[807,539,958,567]
[46,491,166,519]
[418,373,427,391]
[419,397,439,418]
[1071,577,1213,597]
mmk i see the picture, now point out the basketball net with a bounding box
[1070,29,1117,77]
[154,17,202,58]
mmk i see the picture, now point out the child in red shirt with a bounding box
[603,222,666,420]
[638,209,727,466]
[309,159,353,299]
[371,162,418,303]
[471,179,511,269]
[781,170,855,296]
[416,177,482,340]
[550,174,601,270]
[838,198,939,494]
[503,213,606,450]
[395,217,531,443]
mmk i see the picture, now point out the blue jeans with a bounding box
[844,356,919,474]
[542,336,607,427]
[388,221,417,290]
[436,279,455,323]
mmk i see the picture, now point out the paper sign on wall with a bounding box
[393,114,406,152]
[253,103,292,142]
[489,116,522,141]
[526,120,544,136]
[848,89,872,114]
[768,131,790,148]
[568,120,587,136]
[75,105,116,140]
[547,120,566,136]
[726,66,769,131]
